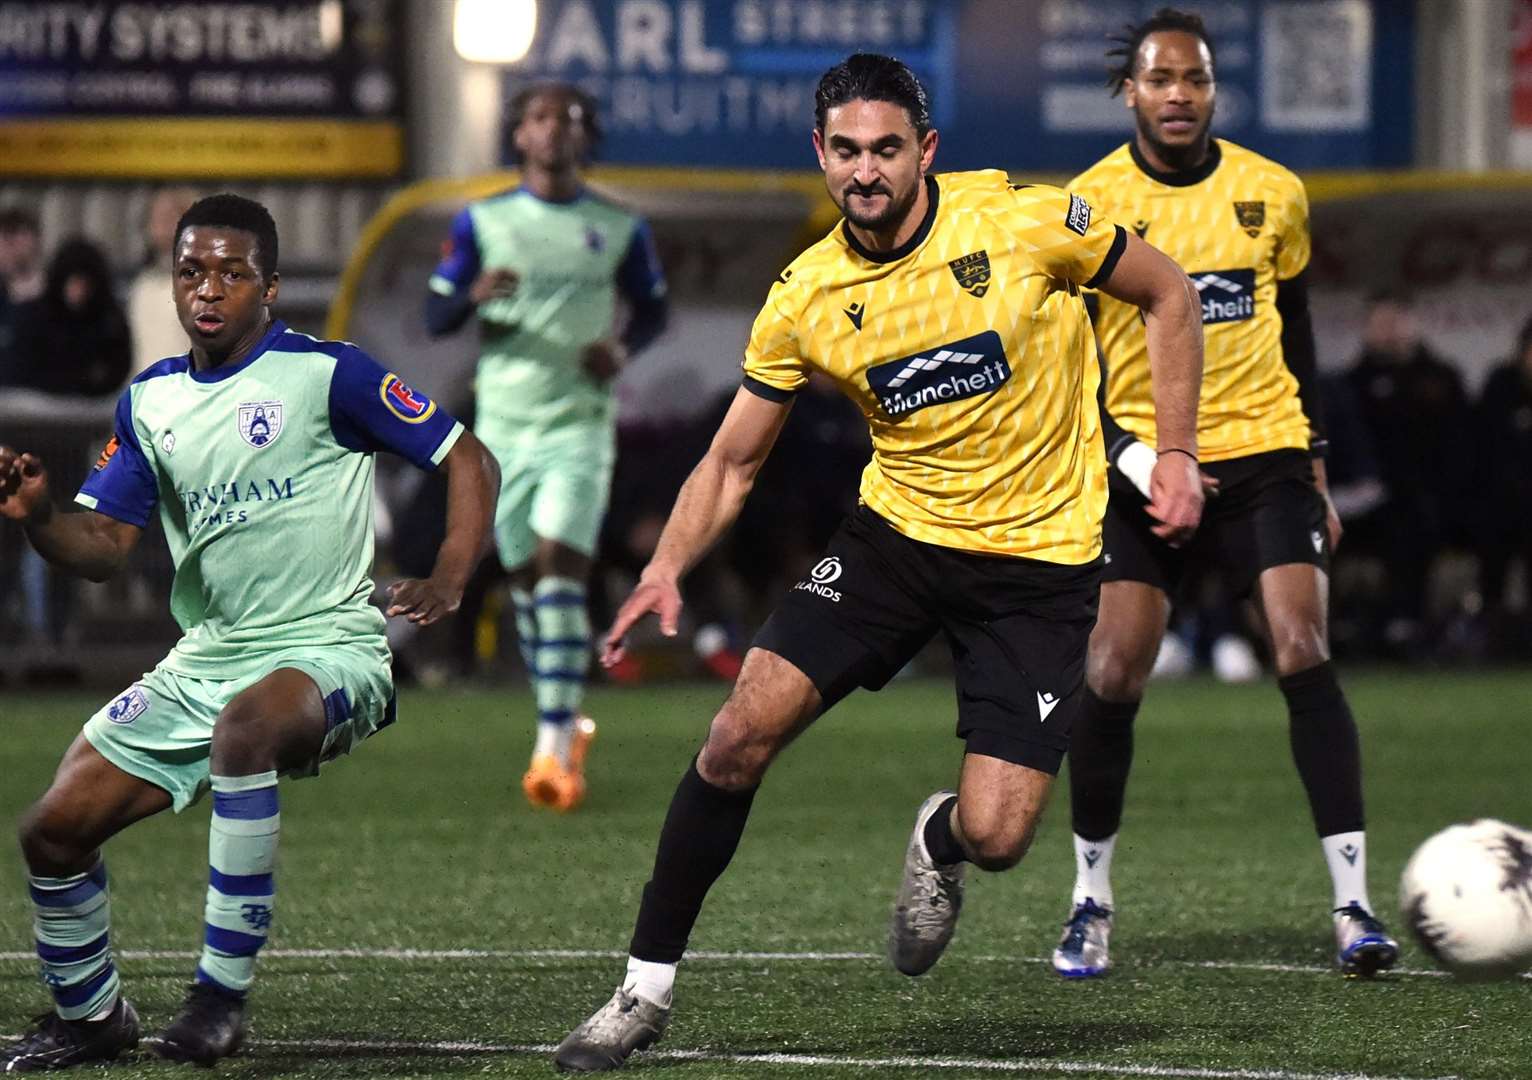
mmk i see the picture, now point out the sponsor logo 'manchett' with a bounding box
[1191,268,1256,325]
[866,331,1011,419]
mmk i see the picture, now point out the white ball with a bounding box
[1399,819,1532,979]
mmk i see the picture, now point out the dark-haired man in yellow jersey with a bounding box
[1050,8,1398,983]
[553,52,1205,1072]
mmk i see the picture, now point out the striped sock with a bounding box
[533,575,590,766]
[31,860,119,1020]
[509,586,539,678]
[198,772,279,996]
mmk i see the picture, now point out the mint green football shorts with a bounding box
[479,420,615,570]
[83,639,396,812]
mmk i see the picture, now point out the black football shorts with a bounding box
[752,506,1101,775]
[1102,448,1328,597]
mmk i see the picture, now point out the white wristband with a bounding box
[1116,439,1157,500]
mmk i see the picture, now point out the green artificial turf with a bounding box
[2,673,1529,1078]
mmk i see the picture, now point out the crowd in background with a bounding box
[4,193,1532,677]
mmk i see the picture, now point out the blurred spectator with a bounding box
[128,187,197,375]
[0,206,45,386]
[1342,289,1471,651]
[1472,313,1532,635]
[12,238,132,397]
[1317,371,1387,656]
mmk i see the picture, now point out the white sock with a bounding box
[1321,830,1371,912]
[1072,833,1117,910]
[623,955,675,1007]
[532,720,573,763]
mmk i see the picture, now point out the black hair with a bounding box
[1107,7,1216,96]
[43,238,116,311]
[174,193,279,281]
[0,206,39,235]
[505,81,602,163]
[815,53,932,137]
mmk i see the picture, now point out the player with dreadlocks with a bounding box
[426,83,669,811]
[1049,7,1398,980]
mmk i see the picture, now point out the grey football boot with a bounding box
[554,987,670,1072]
[889,790,966,975]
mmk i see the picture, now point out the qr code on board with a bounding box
[1260,0,1372,132]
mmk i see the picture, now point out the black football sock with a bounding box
[1280,661,1365,837]
[1068,688,1139,842]
[921,794,965,866]
[629,758,758,964]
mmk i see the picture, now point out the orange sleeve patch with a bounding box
[93,435,120,472]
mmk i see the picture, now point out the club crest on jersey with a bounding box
[237,401,284,449]
[1234,201,1265,237]
[865,330,1011,419]
[380,373,437,423]
[948,250,991,297]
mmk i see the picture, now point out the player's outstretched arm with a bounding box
[0,447,141,581]
[386,431,499,625]
[601,387,792,666]
[1095,232,1205,544]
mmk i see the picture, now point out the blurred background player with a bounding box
[128,187,200,378]
[0,194,497,1070]
[1055,8,1398,980]
[425,82,668,812]
[553,53,1204,1072]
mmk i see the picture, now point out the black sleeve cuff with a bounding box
[1083,225,1128,290]
[742,375,798,403]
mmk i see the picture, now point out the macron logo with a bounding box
[1037,690,1060,722]
[866,331,1011,419]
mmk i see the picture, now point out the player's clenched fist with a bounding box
[1146,449,1204,546]
[0,447,49,522]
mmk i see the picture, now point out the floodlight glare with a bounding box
[454,0,537,64]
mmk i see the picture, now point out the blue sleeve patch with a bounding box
[429,208,481,293]
[328,344,461,470]
[76,389,158,527]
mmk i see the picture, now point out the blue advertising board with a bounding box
[505,0,1413,172]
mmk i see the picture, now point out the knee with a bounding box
[210,698,278,773]
[697,709,777,790]
[17,803,88,876]
[1270,620,1329,676]
[957,811,1036,872]
[1087,639,1153,702]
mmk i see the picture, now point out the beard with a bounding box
[1134,107,1214,171]
[840,179,919,232]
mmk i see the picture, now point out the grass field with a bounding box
[2,673,1531,1079]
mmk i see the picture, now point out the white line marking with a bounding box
[217,1037,1468,1080]
[2,946,1521,981]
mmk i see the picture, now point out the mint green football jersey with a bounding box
[427,187,667,434]
[77,320,463,677]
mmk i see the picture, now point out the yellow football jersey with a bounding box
[743,170,1125,564]
[1071,139,1310,462]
